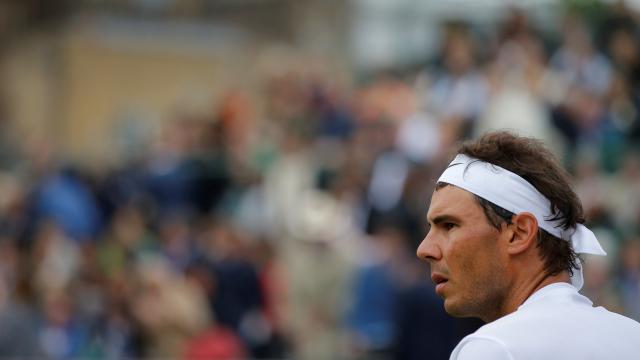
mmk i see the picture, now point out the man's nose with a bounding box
[416,231,441,261]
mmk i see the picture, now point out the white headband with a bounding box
[437,154,606,290]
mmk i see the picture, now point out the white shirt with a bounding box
[450,282,640,360]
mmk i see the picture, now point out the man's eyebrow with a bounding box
[427,214,461,225]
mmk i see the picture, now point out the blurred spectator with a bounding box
[144,118,197,214]
[394,279,469,360]
[550,13,616,161]
[32,221,80,297]
[39,289,89,360]
[184,325,246,360]
[0,239,42,358]
[97,204,158,281]
[195,219,273,357]
[574,150,610,224]
[606,151,640,231]
[602,1,640,90]
[189,119,232,214]
[478,7,559,146]
[395,111,441,164]
[426,22,489,143]
[347,226,406,357]
[277,191,355,359]
[618,238,640,321]
[582,254,624,314]
[130,257,210,358]
[157,212,197,272]
[29,169,102,243]
[551,14,612,97]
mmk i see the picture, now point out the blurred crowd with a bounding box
[1,2,640,360]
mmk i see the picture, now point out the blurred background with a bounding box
[0,0,639,359]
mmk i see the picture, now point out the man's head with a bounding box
[417,132,584,321]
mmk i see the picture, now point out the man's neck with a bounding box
[484,271,571,323]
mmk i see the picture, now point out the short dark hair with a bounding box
[440,131,581,277]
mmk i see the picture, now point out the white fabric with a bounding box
[450,283,640,359]
[368,151,409,212]
[438,154,606,289]
[395,112,440,163]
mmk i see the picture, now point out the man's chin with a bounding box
[443,299,466,318]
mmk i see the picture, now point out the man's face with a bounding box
[417,185,509,320]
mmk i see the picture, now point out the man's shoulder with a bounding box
[450,335,514,360]
[460,302,640,359]
[588,305,640,334]
[477,300,640,337]
[451,309,640,359]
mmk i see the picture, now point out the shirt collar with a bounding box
[519,282,593,310]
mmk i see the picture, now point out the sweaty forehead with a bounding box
[427,185,482,221]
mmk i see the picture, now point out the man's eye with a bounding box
[443,222,456,230]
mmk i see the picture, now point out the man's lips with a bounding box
[431,273,449,295]
[431,273,448,285]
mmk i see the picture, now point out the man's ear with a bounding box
[506,212,538,255]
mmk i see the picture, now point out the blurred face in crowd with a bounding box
[417,185,510,321]
[444,32,474,75]
[621,239,640,273]
[609,29,638,67]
